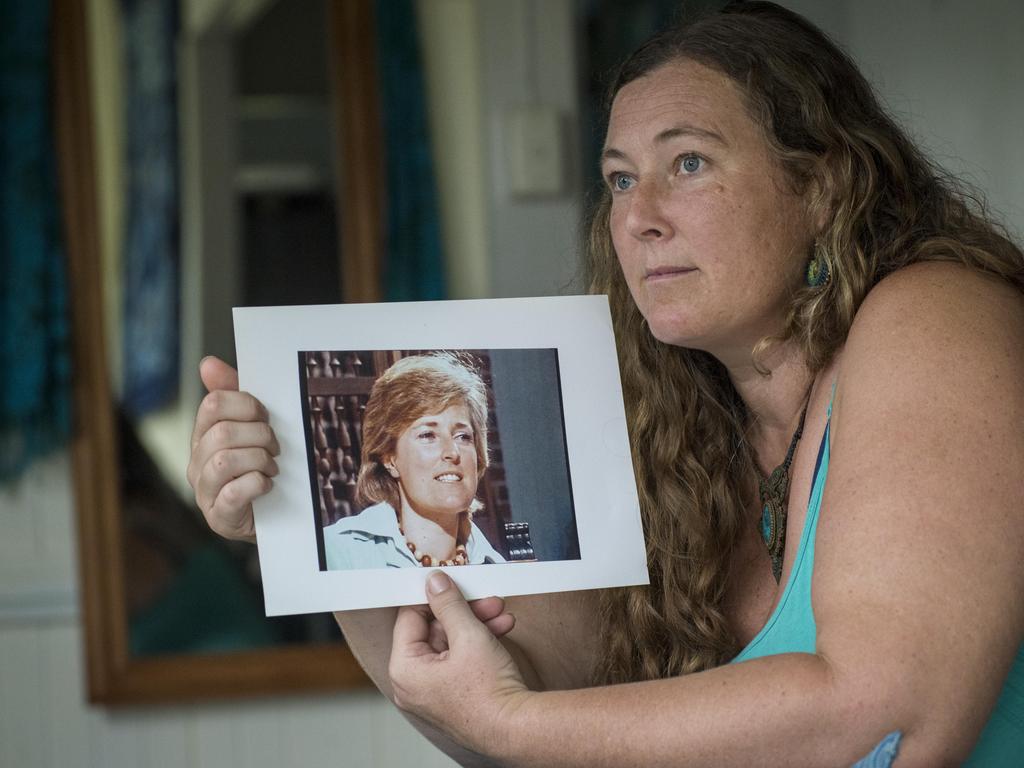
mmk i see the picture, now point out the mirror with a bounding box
[60,0,381,703]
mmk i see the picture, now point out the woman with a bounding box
[385,3,1024,765]
[321,353,505,569]
[188,3,1024,765]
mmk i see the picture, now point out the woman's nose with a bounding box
[625,181,675,242]
[441,437,461,463]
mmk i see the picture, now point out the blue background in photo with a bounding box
[490,348,579,562]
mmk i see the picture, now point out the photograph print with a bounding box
[299,348,580,573]
[234,296,648,614]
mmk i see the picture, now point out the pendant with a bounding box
[759,466,788,583]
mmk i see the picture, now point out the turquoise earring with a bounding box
[806,241,831,288]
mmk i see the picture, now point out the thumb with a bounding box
[425,571,482,645]
[199,356,239,393]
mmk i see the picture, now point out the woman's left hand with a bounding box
[389,571,534,757]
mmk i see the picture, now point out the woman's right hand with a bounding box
[186,356,280,543]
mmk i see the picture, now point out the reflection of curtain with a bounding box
[0,3,71,481]
[120,0,179,417]
[376,0,447,301]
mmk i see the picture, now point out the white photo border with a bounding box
[234,295,649,615]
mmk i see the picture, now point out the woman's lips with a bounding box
[644,266,697,281]
[434,473,463,483]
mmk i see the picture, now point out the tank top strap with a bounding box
[807,378,838,504]
[826,377,838,420]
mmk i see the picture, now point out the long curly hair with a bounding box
[590,1,1024,684]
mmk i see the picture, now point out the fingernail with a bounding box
[199,355,212,370]
[428,571,450,595]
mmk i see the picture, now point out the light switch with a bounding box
[504,105,565,198]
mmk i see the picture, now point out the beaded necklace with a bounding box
[758,397,810,583]
[397,517,469,567]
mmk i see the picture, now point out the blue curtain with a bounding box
[120,0,180,417]
[375,0,447,301]
[0,3,71,482]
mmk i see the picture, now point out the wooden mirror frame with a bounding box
[56,0,381,704]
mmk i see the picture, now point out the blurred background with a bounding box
[1,0,1021,766]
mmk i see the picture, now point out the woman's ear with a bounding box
[384,458,400,479]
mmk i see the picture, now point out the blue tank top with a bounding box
[732,395,1024,766]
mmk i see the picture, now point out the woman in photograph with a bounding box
[321,353,505,570]
[188,1,1024,765]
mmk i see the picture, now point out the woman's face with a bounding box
[386,402,479,519]
[602,59,816,361]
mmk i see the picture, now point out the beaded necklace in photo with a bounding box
[758,398,809,583]
[397,517,469,567]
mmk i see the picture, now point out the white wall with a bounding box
[787,0,1024,239]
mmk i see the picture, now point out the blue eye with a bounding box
[608,173,635,192]
[678,154,704,174]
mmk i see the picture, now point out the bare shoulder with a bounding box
[832,260,1024,492]
[838,262,1024,413]
[848,261,1024,360]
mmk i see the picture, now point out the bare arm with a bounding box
[335,590,599,767]
[390,263,1024,767]
[330,607,498,766]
